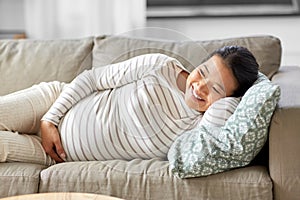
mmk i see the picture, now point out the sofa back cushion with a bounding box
[93,35,281,79]
[0,37,94,95]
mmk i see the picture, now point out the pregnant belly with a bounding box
[58,92,110,161]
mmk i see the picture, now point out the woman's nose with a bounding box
[194,80,209,95]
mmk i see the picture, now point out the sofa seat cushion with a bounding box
[39,159,272,200]
[0,162,46,198]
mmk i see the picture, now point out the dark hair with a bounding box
[211,45,259,97]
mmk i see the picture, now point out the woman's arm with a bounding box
[42,53,169,125]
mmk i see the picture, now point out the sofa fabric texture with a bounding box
[0,35,299,200]
[0,163,45,197]
[269,66,300,200]
[0,37,93,96]
[92,35,281,78]
[39,160,272,200]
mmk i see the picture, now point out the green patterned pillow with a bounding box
[168,73,280,178]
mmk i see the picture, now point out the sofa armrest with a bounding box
[269,66,300,200]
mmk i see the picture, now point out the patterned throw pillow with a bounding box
[168,73,280,178]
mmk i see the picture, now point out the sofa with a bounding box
[0,34,299,200]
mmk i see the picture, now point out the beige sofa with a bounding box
[0,35,299,200]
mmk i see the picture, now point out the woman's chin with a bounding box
[185,98,206,112]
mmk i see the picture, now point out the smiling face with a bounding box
[184,55,238,112]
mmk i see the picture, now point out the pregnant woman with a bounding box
[0,46,258,165]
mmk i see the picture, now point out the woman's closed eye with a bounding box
[198,68,206,78]
[212,85,222,95]
[212,83,226,96]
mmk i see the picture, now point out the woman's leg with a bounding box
[0,131,55,165]
[0,81,65,165]
[0,81,65,134]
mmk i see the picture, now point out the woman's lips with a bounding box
[190,86,205,102]
[192,88,202,100]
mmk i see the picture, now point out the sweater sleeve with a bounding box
[41,53,172,126]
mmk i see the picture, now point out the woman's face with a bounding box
[185,55,238,112]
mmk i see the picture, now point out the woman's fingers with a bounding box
[40,120,66,162]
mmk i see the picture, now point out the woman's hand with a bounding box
[40,120,66,163]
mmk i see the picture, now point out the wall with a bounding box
[0,0,146,39]
[23,0,145,39]
[0,0,24,30]
[147,16,300,67]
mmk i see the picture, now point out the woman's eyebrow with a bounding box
[204,64,209,73]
